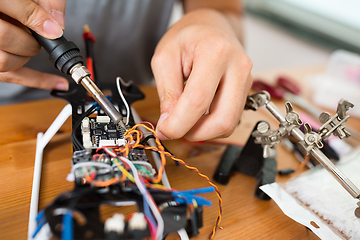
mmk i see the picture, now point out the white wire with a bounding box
[119,156,164,240]
[131,107,189,240]
[131,161,153,170]
[67,162,115,182]
[177,228,190,240]
[116,77,130,125]
[103,200,137,207]
[71,161,114,175]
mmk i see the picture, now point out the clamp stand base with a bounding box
[235,121,277,200]
[213,121,277,200]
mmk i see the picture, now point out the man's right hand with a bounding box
[0,0,68,91]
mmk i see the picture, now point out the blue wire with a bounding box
[35,210,45,222]
[138,175,157,228]
[143,195,157,228]
[91,95,112,111]
[32,218,46,238]
[32,210,47,238]
[62,210,73,240]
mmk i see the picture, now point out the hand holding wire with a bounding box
[152,9,252,141]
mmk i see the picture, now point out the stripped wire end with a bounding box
[82,24,96,42]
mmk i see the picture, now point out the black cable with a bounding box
[140,135,156,145]
[72,104,97,150]
[71,103,98,150]
[140,135,173,154]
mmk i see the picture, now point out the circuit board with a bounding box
[81,116,125,149]
[75,115,153,180]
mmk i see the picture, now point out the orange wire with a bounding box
[84,167,127,187]
[295,155,310,171]
[142,144,223,240]
[162,149,222,240]
[91,178,120,187]
[93,123,222,239]
[123,123,222,239]
[122,124,166,183]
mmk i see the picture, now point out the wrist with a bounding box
[181,8,243,43]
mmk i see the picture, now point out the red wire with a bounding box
[86,57,95,82]
[82,31,96,43]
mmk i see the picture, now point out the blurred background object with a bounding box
[245,0,360,53]
[3,1,360,104]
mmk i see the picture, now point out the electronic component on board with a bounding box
[81,117,126,149]
[72,150,91,164]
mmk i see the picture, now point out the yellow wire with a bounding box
[192,199,198,209]
[143,145,223,240]
[113,158,135,183]
[114,123,222,239]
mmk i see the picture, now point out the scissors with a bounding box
[252,76,301,99]
[252,76,324,118]
[252,76,360,141]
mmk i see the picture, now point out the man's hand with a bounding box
[152,9,252,141]
[0,0,68,90]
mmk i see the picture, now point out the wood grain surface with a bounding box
[1,66,358,240]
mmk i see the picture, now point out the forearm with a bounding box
[182,0,244,44]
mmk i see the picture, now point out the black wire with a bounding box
[139,135,179,166]
[140,135,174,155]
[72,104,98,150]
[140,135,156,145]
[71,104,98,151]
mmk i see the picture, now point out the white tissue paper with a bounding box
[261,148,360,239]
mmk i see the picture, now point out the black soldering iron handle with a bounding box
[29,29,83,74]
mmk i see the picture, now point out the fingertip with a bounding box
[43,73,68,90]
[155,113,170,140]
[43,20,63,39]
[55,81,69,91]
[156,130,170,141]
[157,113,169,127]
[50,10,65,29]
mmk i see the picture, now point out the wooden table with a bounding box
[1,66,359,239]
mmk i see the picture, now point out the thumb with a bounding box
[151,52,184,140]
[0,0,63,39]
[155,86,182,140]
[38,0,67,29]
[0,67,69,91]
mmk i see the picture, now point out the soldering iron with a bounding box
[29,30,125,128]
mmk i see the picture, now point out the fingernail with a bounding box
[157,113,168,127]
[55,82,69,91]
[43,20,63,38]
[156,131,170,140]
[156,113,170,140]
[51,10,65,29]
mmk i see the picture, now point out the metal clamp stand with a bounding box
[213,121,277,201]
[214,91,360,215]
[235,121,277,200]
[247,91,360,216]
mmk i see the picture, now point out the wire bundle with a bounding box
[67,80,223,239]
[125,123,223,239]
[76,123,223,240]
